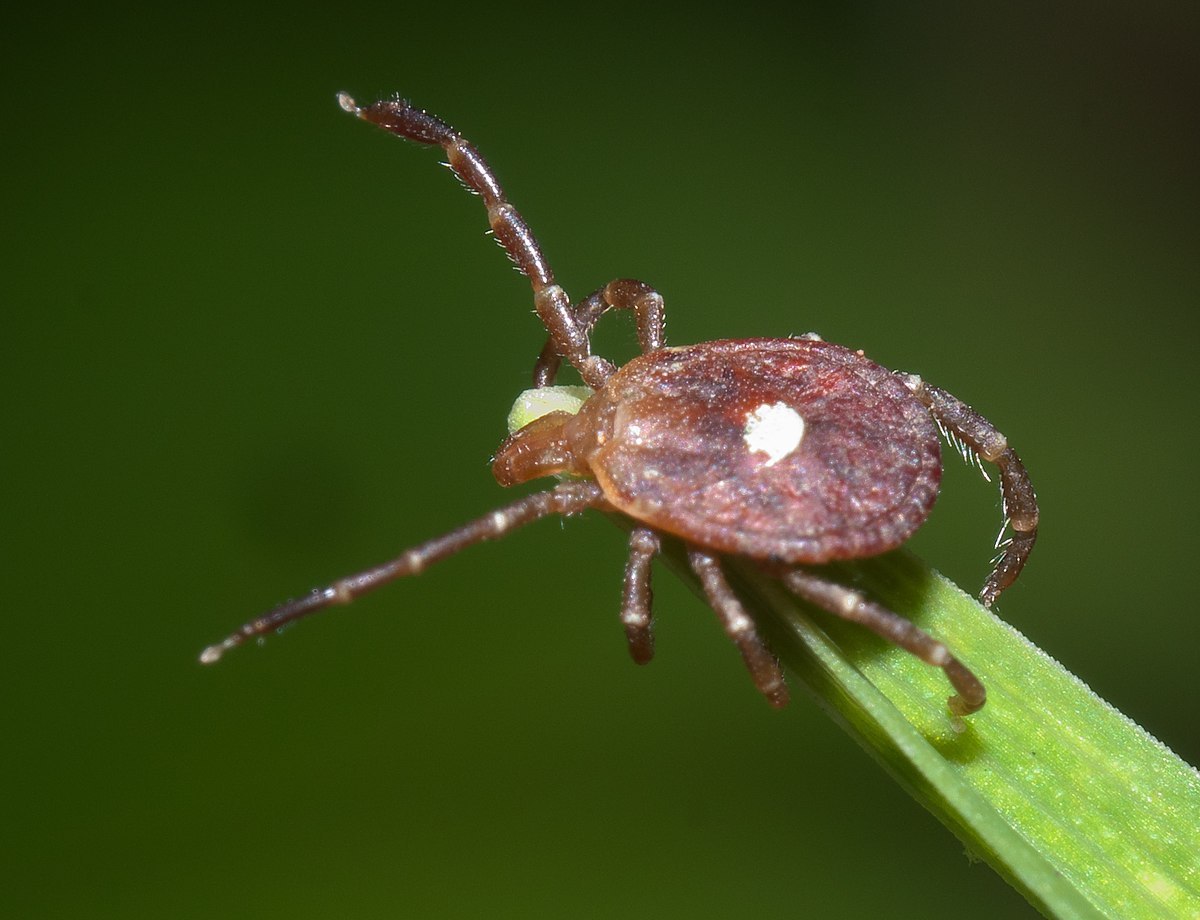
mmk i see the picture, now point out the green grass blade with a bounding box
[668,544,1200,919]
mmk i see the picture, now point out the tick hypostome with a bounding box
[202,93,1039,717]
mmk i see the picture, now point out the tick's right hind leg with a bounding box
[899,374,1039,607]
[781,568,986,717]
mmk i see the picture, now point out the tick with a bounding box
[202,93,1039,716]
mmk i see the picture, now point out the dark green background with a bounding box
[6,3,1197,917]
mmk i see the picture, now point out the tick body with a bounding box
[202,93,1039,717]
[560,339,941,564]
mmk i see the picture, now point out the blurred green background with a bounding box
[5,2,1198,917]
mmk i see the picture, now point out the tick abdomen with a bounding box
[574,338,942,563]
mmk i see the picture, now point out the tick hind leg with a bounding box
[688,547,789,707]
[781,569,986,716]
[900,374,1039,607]
[532,279,666,387]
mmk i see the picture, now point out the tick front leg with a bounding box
[200,480,605,664]
[687,547,789,707]
[620,527,661,665]
[339,93,611,390]
[532,279,667,387]
[781,568,986,716]
[900,374,1039,607]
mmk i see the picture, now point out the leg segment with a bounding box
[900,373,1039,607]
[200,480,605,664]
[687,547,789,707]
[620,527,661,665]
[339,93,611,389]
[532,279,667,387]
[781,568,986,716]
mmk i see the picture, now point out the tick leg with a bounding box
[687,547,789,707]
[339,93,613,390]
[532,279,667,387]
[620,527,661,665]
[781,569,986,716]
[200,480,605,664]
[900,374,1039,607]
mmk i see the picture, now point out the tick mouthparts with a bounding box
[336,92,360,115]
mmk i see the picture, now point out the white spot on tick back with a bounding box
[743,402,805,467]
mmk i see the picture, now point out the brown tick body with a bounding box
[202,94,1039,717]
[535,338,943,565]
